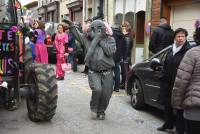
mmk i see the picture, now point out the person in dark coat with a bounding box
[120,22,134,89]
[67,31,78,72]
[112,25,125,92]
[171,26,200,134]
[157,28,191,134]
[149,17,174,54]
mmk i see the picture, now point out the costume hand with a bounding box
[94,31,104,42]
[62,16,73,25]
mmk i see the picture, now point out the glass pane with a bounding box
[0,0,15,24]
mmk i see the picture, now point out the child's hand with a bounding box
[68,48,74,53]
[64,53,69,56]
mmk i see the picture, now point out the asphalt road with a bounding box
[0,66,167,134]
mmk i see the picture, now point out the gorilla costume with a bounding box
[66,19,116,120]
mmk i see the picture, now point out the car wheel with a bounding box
[130,78,145,109]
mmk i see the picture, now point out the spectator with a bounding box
[27,32,36,62]
[171,26,200,134]
[157,28,191,134]
[149,17,174,54]
[54,24,69,80]
[67,26,78,72]
[120,21,134,89]
[112,24,125,92]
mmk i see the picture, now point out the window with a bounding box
[156,49,170,65]
[0,0,15,24]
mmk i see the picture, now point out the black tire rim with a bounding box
[131,80,139,105]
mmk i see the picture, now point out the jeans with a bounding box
[68,53,77,72]
[120,61,129,86]
[114,62,120,90]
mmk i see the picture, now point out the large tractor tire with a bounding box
[26,64,58,122]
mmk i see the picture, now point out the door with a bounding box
[171,1,200,40]
[142,49,169,105]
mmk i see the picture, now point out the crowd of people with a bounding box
[149,17,200,134]
[26,16,200,133]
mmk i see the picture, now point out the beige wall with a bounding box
[59,0,69,22]
[106,0,114,25]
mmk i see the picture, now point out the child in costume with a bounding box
[33,20,48,63]
[54,24,68,80]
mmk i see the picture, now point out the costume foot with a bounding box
[97,113,105,120]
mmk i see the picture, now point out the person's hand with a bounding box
[64,53,69,56]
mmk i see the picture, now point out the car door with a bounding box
[142,49,170,106]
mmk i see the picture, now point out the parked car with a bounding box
[126,41,197,110]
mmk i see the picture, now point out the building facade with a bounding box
[151,0,200,40]
[24,1,39,21]
[38,0,60,22]
[66,0,83,23]
[59,0,69,22]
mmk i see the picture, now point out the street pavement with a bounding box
[0,65,167,134]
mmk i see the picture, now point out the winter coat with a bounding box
[124,35,133,64]
[172,46,200,109]
[68,32,77,54]
[149,24,174,54]
[158,41,191,105]
[112,26,125,63]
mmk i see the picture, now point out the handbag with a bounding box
[61,63,71,72]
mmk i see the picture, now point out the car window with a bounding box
[155,50,170,65]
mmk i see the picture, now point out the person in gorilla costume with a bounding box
[64,19,116,120]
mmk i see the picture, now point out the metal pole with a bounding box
[122,0,126,23]
[143,0,152,59]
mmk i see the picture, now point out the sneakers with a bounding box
[4,99,18,111]
[157,125,173,132]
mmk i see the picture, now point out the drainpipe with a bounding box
[122,0,126,23]
[143,0,152,59]
[131,0,137,64]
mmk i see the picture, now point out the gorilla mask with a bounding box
[90,20,106,39]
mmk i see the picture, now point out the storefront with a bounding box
[152,0,200,40]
